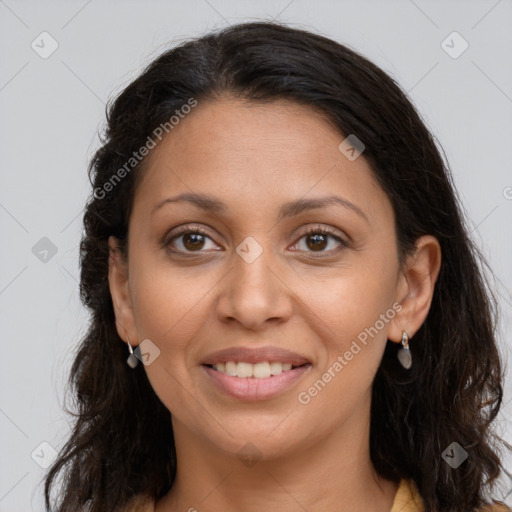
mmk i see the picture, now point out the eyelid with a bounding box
[295,223,348,242]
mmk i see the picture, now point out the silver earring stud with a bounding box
[397,330,412,369]
[126,337,139,368]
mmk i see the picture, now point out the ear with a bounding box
[388,235,442,343]
[108,235,138,347]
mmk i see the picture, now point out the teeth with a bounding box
[212,361,296,378]
[225,361,237,376]
[236,362,253,378]
[253,362,271,378]
[269,361,282,375]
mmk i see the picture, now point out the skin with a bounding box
[108,96,441,512]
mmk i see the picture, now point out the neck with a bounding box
[156,399,399,512]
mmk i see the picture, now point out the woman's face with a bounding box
[110,97,408,461]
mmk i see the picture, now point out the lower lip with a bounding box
[202,364,312,401]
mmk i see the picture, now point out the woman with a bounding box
[44,21,511,512]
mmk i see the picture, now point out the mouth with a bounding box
[200,346,312,401]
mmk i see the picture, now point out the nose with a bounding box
[215,240,293,331]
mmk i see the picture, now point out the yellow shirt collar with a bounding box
[391,478,424,512]
[124,477,510,511]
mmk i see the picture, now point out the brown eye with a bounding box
[292,227,348,254]
[181,232,207,251]
[305,233,329,251]
[164,226,220,253]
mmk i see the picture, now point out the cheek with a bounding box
[129,265,215,419]
[295,274,397,428]
[130,253,217,342]
[313,260,397,344]
[303,259,398,412]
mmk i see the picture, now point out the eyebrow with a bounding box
[151,192,368,223]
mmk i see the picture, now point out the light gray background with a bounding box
[1,0,511,510]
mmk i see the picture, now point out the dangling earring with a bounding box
[126,337,139,368]
[397,330,412,369]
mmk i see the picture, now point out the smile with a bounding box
[201,345,312,400]
[202,361,312,401]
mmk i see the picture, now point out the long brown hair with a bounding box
[44,21,510,512]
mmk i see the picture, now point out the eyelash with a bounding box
[162,224,349,256]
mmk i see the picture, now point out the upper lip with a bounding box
[201,346,311,366]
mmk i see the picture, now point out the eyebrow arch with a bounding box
[151,192,368,223]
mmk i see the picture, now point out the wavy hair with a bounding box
[44,21,510,512]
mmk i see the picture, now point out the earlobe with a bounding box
[107,235,138,345]
[388,235,442,343]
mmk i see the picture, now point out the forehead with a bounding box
[132,97,389,225]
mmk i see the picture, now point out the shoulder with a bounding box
[391,478,511,512]
[479,504,511,512]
